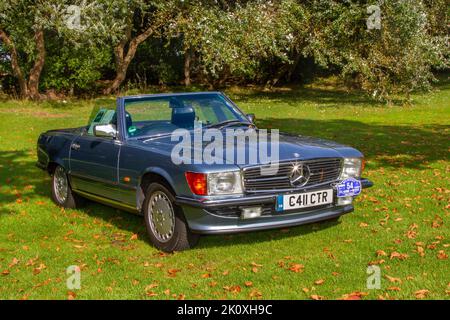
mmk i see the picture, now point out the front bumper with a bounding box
[176,178,373,234]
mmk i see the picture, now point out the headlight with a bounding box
[207,171,243,195]
[339,158,363,180]
[185,171,243,195]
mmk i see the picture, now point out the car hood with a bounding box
[136,129,363,167]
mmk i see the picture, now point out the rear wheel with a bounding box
[50,165,84,209]
[143,183,199,252]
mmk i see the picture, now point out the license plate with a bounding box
[276,189,333,212]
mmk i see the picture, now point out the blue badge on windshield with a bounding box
[336,178,362,197]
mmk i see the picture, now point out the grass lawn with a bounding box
[0,79,449,300]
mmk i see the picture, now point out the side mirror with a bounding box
[246,113,255,123]
[94,124,117,138]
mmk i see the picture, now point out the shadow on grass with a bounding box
[0,150,47,216]
[0,150,144,232]
[229,75,450,108]
[231,86,392,108]
[257,119,449,170]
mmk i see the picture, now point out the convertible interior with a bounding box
[88,96,237,138]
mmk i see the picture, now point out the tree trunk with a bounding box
[184,48,191,86]
[0,28,45,100]
[0,29,28,98]
[103,25,156,95]
[265,50,301,89]
[27,28,45,100]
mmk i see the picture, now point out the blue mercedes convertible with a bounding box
[36,92,372,251]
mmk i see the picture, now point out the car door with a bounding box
[69,110,121,200]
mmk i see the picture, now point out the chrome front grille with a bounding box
[243,158,342,192]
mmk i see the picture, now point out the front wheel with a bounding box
[143,183,199,252]
[50,165,84,209]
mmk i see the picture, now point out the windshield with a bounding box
[124,93,248,138]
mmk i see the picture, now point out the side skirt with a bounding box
[73,189,141,215]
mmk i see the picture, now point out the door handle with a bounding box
[71,143,81,151]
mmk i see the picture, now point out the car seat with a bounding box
[170,98,195,129]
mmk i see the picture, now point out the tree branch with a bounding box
[0,28,28,97]
[27,28,46,100]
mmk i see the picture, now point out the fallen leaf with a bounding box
[225,285,241,294]
[67,291,76,300]
[406,230,417,239]
[249,289,263,299]
[387,286,401,291]
[314,279,325,285]
[146,291,158,297]
[289,263,304,273]
[130,234,138,240]
[310,295,325,300]
[432,216,443,228]
[414,289,429,299]
[33,263,47,275]
[145,283,158,291]
[376,250,387,257]
[437,250,448,260]
[385,275,402,283]
[390,252,408,260]
[416,246,425,257]
[244,281,253,287]
[167,269,181,277]
[368,259,385,265]
[341,291,368,300]
[9,258,19,268]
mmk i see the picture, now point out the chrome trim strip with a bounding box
[73,189,139,213]
[241,157,342,171]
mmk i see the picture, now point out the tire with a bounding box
[143,182,199,252]
[50,165,84,209]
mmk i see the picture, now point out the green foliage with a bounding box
[304,0,449,100]
[172,1,297,82]
[41,38,112,94]
[0,0,448,99]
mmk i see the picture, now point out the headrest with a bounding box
[171,106,195,129]
[169,97,185,109]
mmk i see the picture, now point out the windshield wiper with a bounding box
[206,120,253,129]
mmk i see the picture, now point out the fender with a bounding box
[136,166,177,211]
